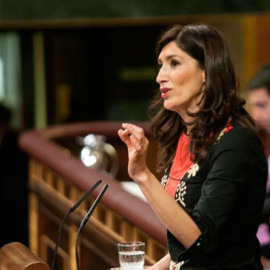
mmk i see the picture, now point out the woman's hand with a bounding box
[146,253,171,270]
[146,266,158,270]
[118,123,150,182]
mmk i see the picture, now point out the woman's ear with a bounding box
[202,70,206,84]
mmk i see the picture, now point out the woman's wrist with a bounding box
[148,264,161,270]
[148,266,160,270]
[132,168,153,184]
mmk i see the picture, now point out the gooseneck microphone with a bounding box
[51,179,102,270]
[75,183,109,270]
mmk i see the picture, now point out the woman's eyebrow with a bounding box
[158,54,182,63]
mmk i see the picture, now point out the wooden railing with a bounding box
[19,121,167,270]
[0,242,50,270]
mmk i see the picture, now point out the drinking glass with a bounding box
[117,241,145,269]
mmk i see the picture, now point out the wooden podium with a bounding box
[19,122,167,269]
[0,242,50,270]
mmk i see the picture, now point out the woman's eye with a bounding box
[171,60,180,67]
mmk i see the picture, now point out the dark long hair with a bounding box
[149,24,256,171]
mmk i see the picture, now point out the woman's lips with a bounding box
[160,88,172,99]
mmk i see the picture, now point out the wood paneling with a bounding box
[20,122,167,270]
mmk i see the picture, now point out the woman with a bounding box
[118,24,267,269]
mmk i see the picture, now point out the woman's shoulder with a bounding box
[212,120,265,158]
[216,120,258,145]
[209,120,267,185]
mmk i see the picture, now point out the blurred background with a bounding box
[1,0,270,130]
[1,1,270,268]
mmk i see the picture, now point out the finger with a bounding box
[122,123,144,135]
[118,127,130,138]
[122,124,149,151]
[130,134,143,151]
[118,129,143,152]
[128,126,148,149]
[118,129,132,147]
[122,123,145,142]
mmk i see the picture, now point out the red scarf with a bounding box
[165,132,193,198]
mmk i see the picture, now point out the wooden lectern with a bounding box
[0,242,50,270]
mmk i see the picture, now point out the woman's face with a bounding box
[156,41,205,117]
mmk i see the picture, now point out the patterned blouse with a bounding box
[161,120,267,269]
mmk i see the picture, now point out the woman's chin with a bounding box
[163,101,178,113]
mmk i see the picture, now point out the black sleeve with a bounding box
[176,130,267,262]
[261,192,270,221]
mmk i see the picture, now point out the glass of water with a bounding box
[118,241,145,269]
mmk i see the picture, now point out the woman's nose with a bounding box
[156,66,168,84]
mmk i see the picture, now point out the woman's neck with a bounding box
[179,113,195,135]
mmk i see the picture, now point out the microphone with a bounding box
[75,183,109,270]
[51,179,102,270]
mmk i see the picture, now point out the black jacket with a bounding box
[162,121,267,269]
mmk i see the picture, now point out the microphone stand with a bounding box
[51,179,102,270]
[75,184,109,270]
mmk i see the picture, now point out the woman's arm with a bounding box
[148,253,171,270]
[137,169,201,248]
[118,123,201,249]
